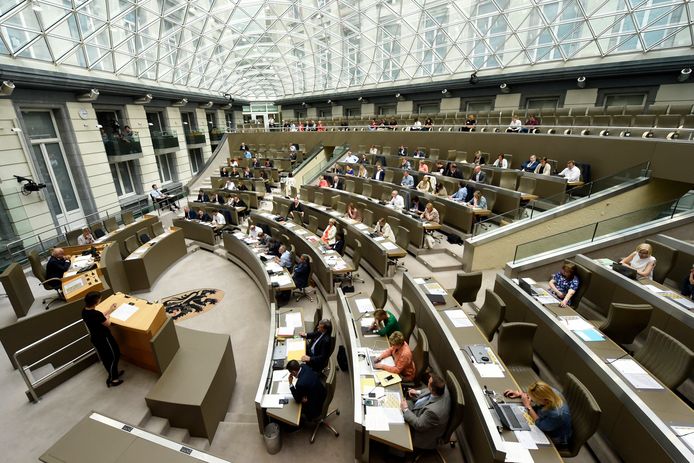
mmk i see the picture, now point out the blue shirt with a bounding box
[401,175,414,188]
[244,150,252,158]
[280,250,293,268]
[534,398,573,446]
[451,186,468,201]
[552,271,580,295]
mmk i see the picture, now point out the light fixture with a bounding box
[357,96,364,101]
[220,103,232,110]
[0,80,15,96]
[395,93,401,98]
[30,0,42,12]
[327,99,332,104]
[301,102,307,107]
[172,98,188,107]
[223,93,232,100]
[77,88,99,102]
[499,83,510,94]
[469,72,479,85]
[147,122,154,126]
[577,76,586,88]
[198,101,214,109]
[441,89,452,97]
[95,124,103,129]
[441,89,448,94]
[678,68,692,82]
[134,94,153,104]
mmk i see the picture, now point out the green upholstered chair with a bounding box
[633,327,694,390]
[560,373,602,458]
[474,289,506,342]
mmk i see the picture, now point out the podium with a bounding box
[97,293,167,373]
[62,270,104,303]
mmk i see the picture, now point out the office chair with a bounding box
[304,300,323,333]
[151,222,165,237]
[293,256,314,303]
[136,228,151,244]
[339,245,364,287]
[645,239,677,284]
[451,272,483,305]
[497,322,540,390]
[309,358,340,444]
[399,297,416,343]
[633,326,694,390]
[371,279,388,310]
[567,260,591,308]
[308,215,319,234]
[560,373,601,458]
[474,289,506,342]
[103,217,118,233]
[122,211,135,225]
[599,303,652,350]
[125,236,140,254]
[402,328,429,389]
[27,251,64,309]
[388,226,409,273]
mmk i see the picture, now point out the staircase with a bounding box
[138,410,211,452]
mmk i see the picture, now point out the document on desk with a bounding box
[272,370,289,382]
[413,278,427,285]
[528,424,551,445]
[513,431,538,449]
[261,394,286,409]
[642,284,665,293]
[360,317,375,328]
[284,312,302,329]
[535,295,559,304]
[276,326,294,337]
[378,356,396,367]
[473,363,505,378]
[608,358,663,389]
[560,316,594,331]
[271,274,293,287]
[502,441,534,463]
[355,298,375,313]
[659,291,694,309]
[265,262,283,273]
[672,426,694,452]
[275,381,291,395]
[424,282,447,295]
[382,407,405,424]
[110,303,139,322]
[364,406,390,431]
[382,242,398,251]
[445,309,474,328]
[286,338,305,353]
[373,236,385,242]
[574,329,605,342]
[355,223,369,230]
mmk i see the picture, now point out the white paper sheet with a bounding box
[513,431,538,450]
[413,278,427,284]
[286,338,305,352]
[355,298,375,313]
[528,425,551,445]
[271,275,293,287]
[382,242,398,251]
[360,317,375,328]
[355,223,369,230]
[378,356,395,367]
[277,326,294,337]
[272,370,289,382]
[265,262,283,273]
[502,441,534,463]
[672,426,694,452]
[535,295,559,304]
[275,382,291,394]
[424,283,447,295]
[520,277,537,285]
[364,407,390,431]
[473,363,505,378]
[110,304,139,322]
[362,386,385,399]
[560,316,594,331]
[382,407,405,424]
[642,284,665,293]
[284,312,302,328]
[445,310,474,328]
[373,236,385,242]
[261,394,285,409]
[608,358,663,389]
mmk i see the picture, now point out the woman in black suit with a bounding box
[81,291,124,387]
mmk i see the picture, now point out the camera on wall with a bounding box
[14,175,46,195]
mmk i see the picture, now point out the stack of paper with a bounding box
[364,407,390,431]
[355,298,375,313]
[110,304,139,322]
[382,242,398,250]
[373,236,385,242]
[672,426,694,452]
[265,262,283,273]
[473,363,505,378]
[382,407,405,424]
[445,310,473,328]
[355,223,369,230]
[502,441,533,463]
[608,358,663,389]
[424,283,447,295]
[413,278,427,284]
[560,316,604,342]
[284,312,302,329]
[276,326,294,337]
[261,394,286,409]
[271,274,293,287]
[360,317,375,328]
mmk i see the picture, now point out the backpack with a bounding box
[336,345,349,372]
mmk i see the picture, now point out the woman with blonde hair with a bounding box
[416,176,432,193]
[619,243,656,279]
[373,331,416,382]
[504,381,572,447]
[357,164,369,178]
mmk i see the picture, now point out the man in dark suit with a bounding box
[197,209,212,222]
[46,247,71,287]
[470,165,486,183]
[373,165,385,181]
[401,372,451,450]
[446,163,463,179]
[301,319,332,372]
[397,145,408,156]
[287,359,326,421]
[332,175,344,190]
[196,189,210,202]
[292,254,311,289]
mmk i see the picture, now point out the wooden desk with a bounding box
[172,217,217,246]
[94,215,158,258]
[62,269,105,303]
[402,274,563,463]
[336,290,412,461]
[97,292,167,372]
[494,273,694,463]
[123,227,187,291]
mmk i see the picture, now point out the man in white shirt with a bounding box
[389,190,405,209]
[212,209,228,235]
[224,179,237,191]
[507,116,522,133]
[343,151,359,164]
[77,228,95,246]
[559,160,581,183]
[150,184,179,212]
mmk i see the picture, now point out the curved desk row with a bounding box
[195,190,261,210]
[251,211,354,296]
[210,176,264,193]
[123,227,187,291]
[173,217,217,247]
[493,273,694,463]
[273,196,406,277]
[300,185,439,249]
[94,214,158,258]
[401,273,563,463]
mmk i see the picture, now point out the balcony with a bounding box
[103,132,143,157]
[209,127,226,143]
[151,130,180,150]
[185,130,206,145]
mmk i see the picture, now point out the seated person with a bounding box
[397,145,408,156]
[410,196,425,213]
[681,264,694,299]
[242,167,253,178]
[220,167,229,177]
[420,202,440,224]
[492,153,508,169]
[196,189,210,203]
[277,245,293,269]
[150,184,179,211]
[197,209,212,222]
[434,161,445,174]
[470,165,486,183]
[619,243,656,279]
[446,163,463,179]
[434,182,447,197]
[534,157,552,175]
[183,207,198,220]
[521,114,540,133]
[300,319,333,372]
[471,150,485,165]
[416,176,432,193]
[321,218,337,246]
[229,158,239,167]
[559,160,581,183]
[373,164,385,181]
[466,190,487,209]
[504,381,572,448]
[357,164,369,178]
[369,145,379,155]
[370,308,400,337]
[507,115,522,132]
[413,149,426,158]
[332,232,345,255]
[77,228,95,246]
[292,254,311,288]
[374,331,416,382]
[548,261,579,307]
[46,247,71,284]
[251,157,261,168]
[288,196,304,221]
[402,373,451,450]
[230,167,241,178]
[418,162,429,174]
[263,159,274,168]
[400,158,411,170]
[267,238,282,256]
[210,193,224,204]
[374,218,395,242]
[345,203,362,222]
[388,190,405,209]
[286,359,327,422]
[401,172,415,188]
[521,154,539,172]
[345,165,355,175]
[343,150,359,163]
[463,114,477,132]
[229,195,247,216]
[240,142,249,151]
[212,210,228,234]
[449,181,468,202]
[332,175,344,190]
[224,179,237,191]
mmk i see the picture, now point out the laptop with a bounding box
[492,400,530,431]
[611,262,638,280]
[518,279,537,296]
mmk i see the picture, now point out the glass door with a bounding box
[22,110,85,228]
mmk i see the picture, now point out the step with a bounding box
[185,436,211,452]
[141,415,170,435]
[165,426,190,444]
[223,412,257,423]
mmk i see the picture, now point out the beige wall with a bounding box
[166,107,192,183]
[564,88,598,107]
[332,105,343,119]
[494,93,522,110]
[397,100,413,115]
[281,109,294,121]
[440,97,461,113]
[655,83,694,104]
[194,108,213,163]
[307,107,318,119]
[124,104,159,193]
[361,103,375,116]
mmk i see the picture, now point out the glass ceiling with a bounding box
[0,0,692,101]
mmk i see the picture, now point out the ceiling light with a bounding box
[134,94,153,105]
[77,88,99,102]
[499,83,510,94]
[358,96,364,101]
[395,93,401,98]
[172,98,188,107]
[577,76,586,88]
[0,81,15,96]
[469,72,479,85]
[678,68,692,82]
[301,102,307,107]
[441,89,448,94]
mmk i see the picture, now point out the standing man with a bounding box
[82,291,124,387]
[286,359,327,421]
[401,373,450,450]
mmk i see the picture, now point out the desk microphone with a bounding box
[346,291,363,298]
[604,353,630,365]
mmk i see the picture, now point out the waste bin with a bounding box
[263,422,282,454]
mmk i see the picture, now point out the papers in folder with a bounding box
[276,326,294,337]
[445,309,473,328]
[424,282,447,295]
[261,394,287,409]
[607,358,663,389]
[560,316,604,342]
[110,304,139,322]
[364,407,389,431]
[284,312,302,328]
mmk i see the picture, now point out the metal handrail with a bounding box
[14,319,95,402]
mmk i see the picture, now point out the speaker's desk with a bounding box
[97,292,167,373]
